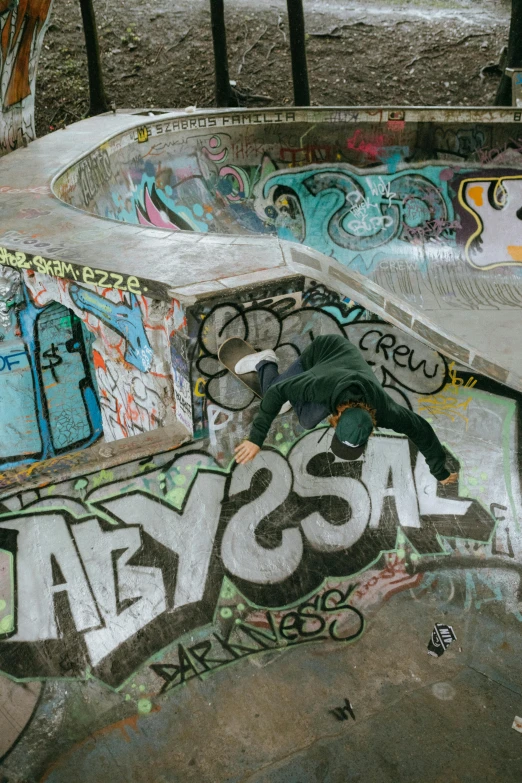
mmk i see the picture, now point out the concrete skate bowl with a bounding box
[53,106,522,378]
[0,108,520,781]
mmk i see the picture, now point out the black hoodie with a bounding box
[248,333,450,481]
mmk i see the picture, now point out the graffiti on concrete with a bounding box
[0,273,102,468]
[52,119,522,288]
[188,284,448,443]
[417,361,477,427]
[151,580,366,695]
[170,329,193,432]
[47,120,522,324]
[23,270,183,442]
[0,279,518,691]
[30,301,100,452]
[0,263,188,464]
[114,166,269,236]
[55,125,522,317]
[433,126,491,159]
[0,0,53,154]
[1,112,522,778]
[0,424,495,688]
[0,244,160,298]
[135,182,194,231]
[77,148,113,209]
[256,164,459,274]
[69,285,154,373]
[459,173,522,269]
[0,265,21,328]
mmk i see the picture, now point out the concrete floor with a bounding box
[24,591,522,783]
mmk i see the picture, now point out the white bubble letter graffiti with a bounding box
[73,519,167,667]
[222,450,303,583]
[414,453,471,516]
[208,403,233,448]
[289,429,370,551]
[361,436,421,529]
[99,471,225,609]
[0,513,101,641]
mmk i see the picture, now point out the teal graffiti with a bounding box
[258,164,461,275]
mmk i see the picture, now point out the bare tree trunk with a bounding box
[495,0,522,106]
[286,0,310,106]
[79,0,109,115]
[209,0,237,107]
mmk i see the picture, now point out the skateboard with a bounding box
[218,337,262,398]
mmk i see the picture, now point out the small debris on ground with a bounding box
[428,623,457,657]
[330,697,356,722]
[512,716,522,734]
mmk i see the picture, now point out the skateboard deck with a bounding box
[218,337,262,398]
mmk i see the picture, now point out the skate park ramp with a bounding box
[54,106,522,382]
[0,108,520,781]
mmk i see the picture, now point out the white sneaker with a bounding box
[278,401,292,415]
[235,349,278,375]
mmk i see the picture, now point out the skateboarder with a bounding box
[233,333,458,485]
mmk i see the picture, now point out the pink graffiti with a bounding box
[243,554,421,633]
[352,554,422,609]
[136,185,181,230]
[203,135,228,162]
[476,137,522,165]
[219,165,247,201]
[346,128,394,160]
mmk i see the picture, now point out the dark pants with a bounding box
[257,358,329,430]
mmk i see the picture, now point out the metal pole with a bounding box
[78,0,109,115]
[286,0,310,106]
[210,0,233,107]
[496,0,522,105]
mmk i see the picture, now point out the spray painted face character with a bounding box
[264,185,305,243]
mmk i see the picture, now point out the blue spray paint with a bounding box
[0,286,102,468]
[69,285,153,373]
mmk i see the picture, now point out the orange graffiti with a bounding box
[92,349,106,371]
[40,706,160,782]
[507,246,522,262]
[1,0,53,108]
[467,185,483,207]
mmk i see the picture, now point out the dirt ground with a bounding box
[35,0,512,137]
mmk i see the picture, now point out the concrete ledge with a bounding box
[0,422,192,496]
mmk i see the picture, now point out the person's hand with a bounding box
[440,472,458,486]
[234,441,261,465]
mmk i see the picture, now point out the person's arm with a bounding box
[235,384,288,463]
[248,384,288,447]
[381,402,451,482]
